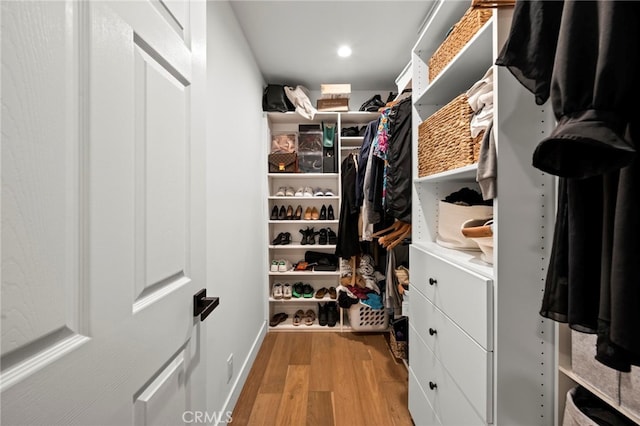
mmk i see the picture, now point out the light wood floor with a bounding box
[230,332,413,426]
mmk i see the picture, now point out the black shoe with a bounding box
[327,228,337,245]
[319,205,327,220]
[278,205,286,220]
[299,228,309,245]
[271,205,279,220]
[272,232,284,245]
[307,227,316,245]
[318,303,328,326]
[327,302,338,327]
[281,232,291,245]
[318,228,328,245]
[327,205,335,221]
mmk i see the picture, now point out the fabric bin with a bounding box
[436,201,492,250]
[348,303,389,331]
[571,331,620,402]
[621,367,640,420]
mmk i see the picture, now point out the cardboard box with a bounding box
[321,84,351,96]
[317,98,349,112]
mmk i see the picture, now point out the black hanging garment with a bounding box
[385,96,412,223]
[335,154,360,259]
[496,0,640,371]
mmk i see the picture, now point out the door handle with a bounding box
[193,288,219,321]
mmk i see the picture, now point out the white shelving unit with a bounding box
[265,111,379,333]
[407,3,557,425]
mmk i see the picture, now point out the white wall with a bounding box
[205,1,267,418]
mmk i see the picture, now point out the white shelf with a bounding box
[268,271,340,277]
[414,19,493,106]
[413,0,471,60]
[266,111,339,124]
[414,163,478,183]
[268,196,338,201]
[339,111,380,124]
[268,220,339,225]
[559,366,640,425]
[269,324,340,332]
[340,136,363,147]
[268,244,336,250]
[412,241,494,280]
[269,296,338,303]
[268,173,337,179]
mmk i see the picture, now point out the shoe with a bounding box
[285,186,295,197]
[272,283,283,299]
[310,207,319,220]
[278,206,286,220]
[299,228,309,245]
[327,228,337,245]
[275,187,286,197]
[318,303,328,326]
[324,189,335,196]
[315,287,328,299]
[303,186,314,197]
[292,282,304,298]
[278,259,291,272]
[270,205,279,220]
[327,205,335,220]
[270,260,280,272]
[313,187,324,196]
[304,309,316,326]
[272,232,284,245]
[282,283,292,299]
[306,228,317,245]
[304,207,312,220]
[319,205,327,220]
[328,286,337,299]
[318,228,328,245]
[269,312,288,327]
[293,310,305,326]
[294,205,303,220]
[281,232,291,245]
[302,283,314,298]
[294,187,304,197]
[285,205,293,220]
[327,302,338,327]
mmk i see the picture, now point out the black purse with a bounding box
[262,84,295,112]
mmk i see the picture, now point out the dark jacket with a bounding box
[385,96,412,223]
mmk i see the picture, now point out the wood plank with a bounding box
[259,333,293,393]
[332,334,368,426]
[274,365,310,426]
[231,334,277,423]
[246,393,281,426]
[352,359,395,426]
[306,391,335,426]
[289,332,312,365]
[363,333,408,382]
[380,380,414,426]
[309,333,334,391]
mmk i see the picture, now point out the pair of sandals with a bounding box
[293,309,316,326]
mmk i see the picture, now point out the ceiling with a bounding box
[229,0,438,91]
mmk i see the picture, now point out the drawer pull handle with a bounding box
[429,278,437,286]
[429,381,437,390]
[429,328,437,336]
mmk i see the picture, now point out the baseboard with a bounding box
[216,320,267,426]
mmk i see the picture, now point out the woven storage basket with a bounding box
[428,7,492,82]
[389,332,408,360]
[418,93,483,177]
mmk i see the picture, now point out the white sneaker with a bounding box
[270,260,280,272]
[313,187,324,196]
[278,259,292,272]
[282,283,292,299]
[294,187,304,197]
[324,188,335,196]
[275,187,286,197]
[303,186,314,197]
[285,186,295,196]
[272,283,283,299]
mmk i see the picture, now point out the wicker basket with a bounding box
[418,93,483,177]
[428,7,492,82]
[389,332,408,360]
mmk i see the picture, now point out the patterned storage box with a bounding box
[348,303,389,331]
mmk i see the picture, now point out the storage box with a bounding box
[417,93,483,177]
[321,83,351,96]
[571,331,620,402]
[621,367,640,420]
[348,303,389,331]
[298,152,323,173]
[317,98,349,112]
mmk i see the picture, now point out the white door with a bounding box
[1,1,210,425]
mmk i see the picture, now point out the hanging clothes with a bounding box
[496,0,640,372]
[356,119,380,207]
[385,96,412,223]
[335,153,360,259]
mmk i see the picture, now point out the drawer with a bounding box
[411,290,492,421]
[408,368,441,426]
[410,245,493,348]
[409,323,485,426]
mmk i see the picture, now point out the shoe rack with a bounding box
[265,111,380,332]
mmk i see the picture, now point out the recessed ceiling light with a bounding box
[337,45,352,58]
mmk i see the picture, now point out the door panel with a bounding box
[1,1,207,424]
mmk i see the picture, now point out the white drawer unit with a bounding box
[411,290,493,422]
[409,368,441,426]
[410,244,493,349]
[410,323,485,426]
